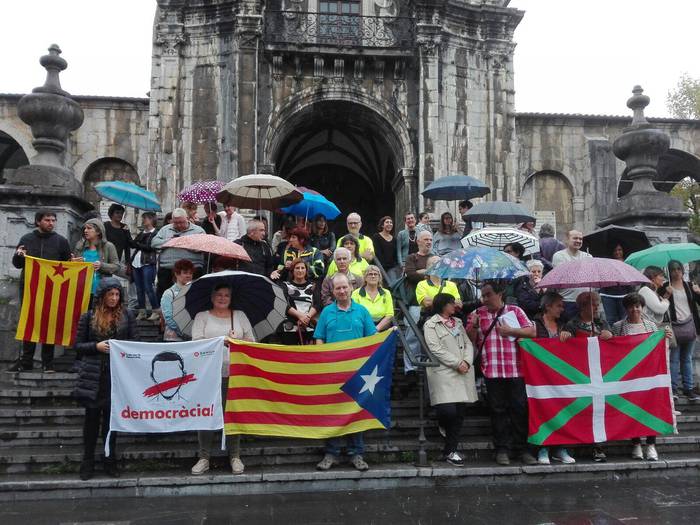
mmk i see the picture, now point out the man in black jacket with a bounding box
[103,203,132,270]
[8,210,71,372]
[235,220,274,277]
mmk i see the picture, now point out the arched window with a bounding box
[83,157,141,226]
[520,170,574,236]
[0,130,29,182]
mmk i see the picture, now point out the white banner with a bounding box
[107,337,225,454]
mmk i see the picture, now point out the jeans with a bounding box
[601,296,626,326]
[670,339,696,392]
[198,382,241,459]
[133,264,159,310]
[485,377,529,455]
[325,432,365,457]
[83,406,116,460]
[435,402,466,455]
[20,342,54,368]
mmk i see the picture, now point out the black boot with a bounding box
[104,457,120,478]
[79,458,94,480]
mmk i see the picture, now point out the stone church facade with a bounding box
[1,0,700,243]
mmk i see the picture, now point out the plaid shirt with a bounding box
[475,304,533,379]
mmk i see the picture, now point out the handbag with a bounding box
[671,316,696,345]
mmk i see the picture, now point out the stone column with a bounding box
[235,6,263,177]
[416,20,442,212]
[148,2,186,209]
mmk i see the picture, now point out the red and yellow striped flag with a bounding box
[15,256,94,347]
[225,331,397,439]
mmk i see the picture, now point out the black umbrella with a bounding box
[171,271,288,341]
[463,201,535,224]
[421,174,490,201]
[582,225,651,258]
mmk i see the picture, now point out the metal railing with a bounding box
[265,10,415,49]
[373,257,438,467]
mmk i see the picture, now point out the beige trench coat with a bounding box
[423,314,478,405]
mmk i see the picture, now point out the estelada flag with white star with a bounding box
[15,256,94,347]
[224,330,396,438]
[519,331,675,446]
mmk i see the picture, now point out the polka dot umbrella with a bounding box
[178,180,226,204]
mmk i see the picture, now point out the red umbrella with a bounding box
[162,234,251,261]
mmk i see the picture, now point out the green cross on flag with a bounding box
[519,331,675,446]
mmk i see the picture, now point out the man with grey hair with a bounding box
[151,208,205,299]
[314,271,376,472]
[337,212,374,261]
[320,247,364,306]
[235,220,274,276]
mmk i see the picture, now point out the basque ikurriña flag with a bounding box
[519,331,675,446]
[15,256,93,346]
[225,330,397,438]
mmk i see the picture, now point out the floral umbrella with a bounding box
[427,247,529,282]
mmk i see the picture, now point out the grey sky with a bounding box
[0,0,696,118]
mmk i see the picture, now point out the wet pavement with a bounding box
[2,476,700,524]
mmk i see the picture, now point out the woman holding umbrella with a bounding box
[665,260,700,401]
[310,214,336,263]
[190,283,255,476]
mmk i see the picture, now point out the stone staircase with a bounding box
[0,320,699,499]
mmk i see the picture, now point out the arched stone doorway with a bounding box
[520,170,574,237]
[0,130,29,183]
[83,157,141,227]
[264,95,415,234]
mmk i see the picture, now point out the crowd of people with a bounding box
[9,202,698,478]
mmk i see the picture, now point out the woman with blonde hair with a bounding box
[352,265,394,331]
[73,278,136,480]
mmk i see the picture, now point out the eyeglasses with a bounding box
[347,222,360,225]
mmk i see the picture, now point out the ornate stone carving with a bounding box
[353,58,364,82]
[332,59,344,84]
[374,59,385,84]
[155,32,187,56]
[272,55,284,81]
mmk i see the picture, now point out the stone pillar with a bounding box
[235,6,263,177]
[416,20,441,212]
[148,2,186,209]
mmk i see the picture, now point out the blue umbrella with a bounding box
[421,174,490,201]
[281,191,341,220]
[427,247,528,281]
[95,181,161,212]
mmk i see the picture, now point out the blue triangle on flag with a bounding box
[340,330,397,429]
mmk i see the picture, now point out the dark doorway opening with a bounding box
[273,101,398,237]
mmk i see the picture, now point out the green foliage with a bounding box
[666,73,700,119]
[671,178,700,234]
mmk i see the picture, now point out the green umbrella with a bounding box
[624,242,700,270]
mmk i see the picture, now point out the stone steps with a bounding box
[2,454,700,502]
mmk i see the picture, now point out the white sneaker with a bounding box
[231,457,245,474]
[551,448,576,464]
[191,458,210,475]
[136,309,147,321]
[631,443,643,460]
[645,444,659,461]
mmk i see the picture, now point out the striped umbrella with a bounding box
[217,174,303,210]
[462,227,540,256]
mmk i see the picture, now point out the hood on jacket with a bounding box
[96,277,124,303]
[85,218,107,240]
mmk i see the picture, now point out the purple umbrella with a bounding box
[536,257,650,290]
[536,257,650,334]
[178,180,225,204]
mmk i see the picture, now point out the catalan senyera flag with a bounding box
[224,330,397,438]
[15,256,94,347]
[519,331,675,446]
